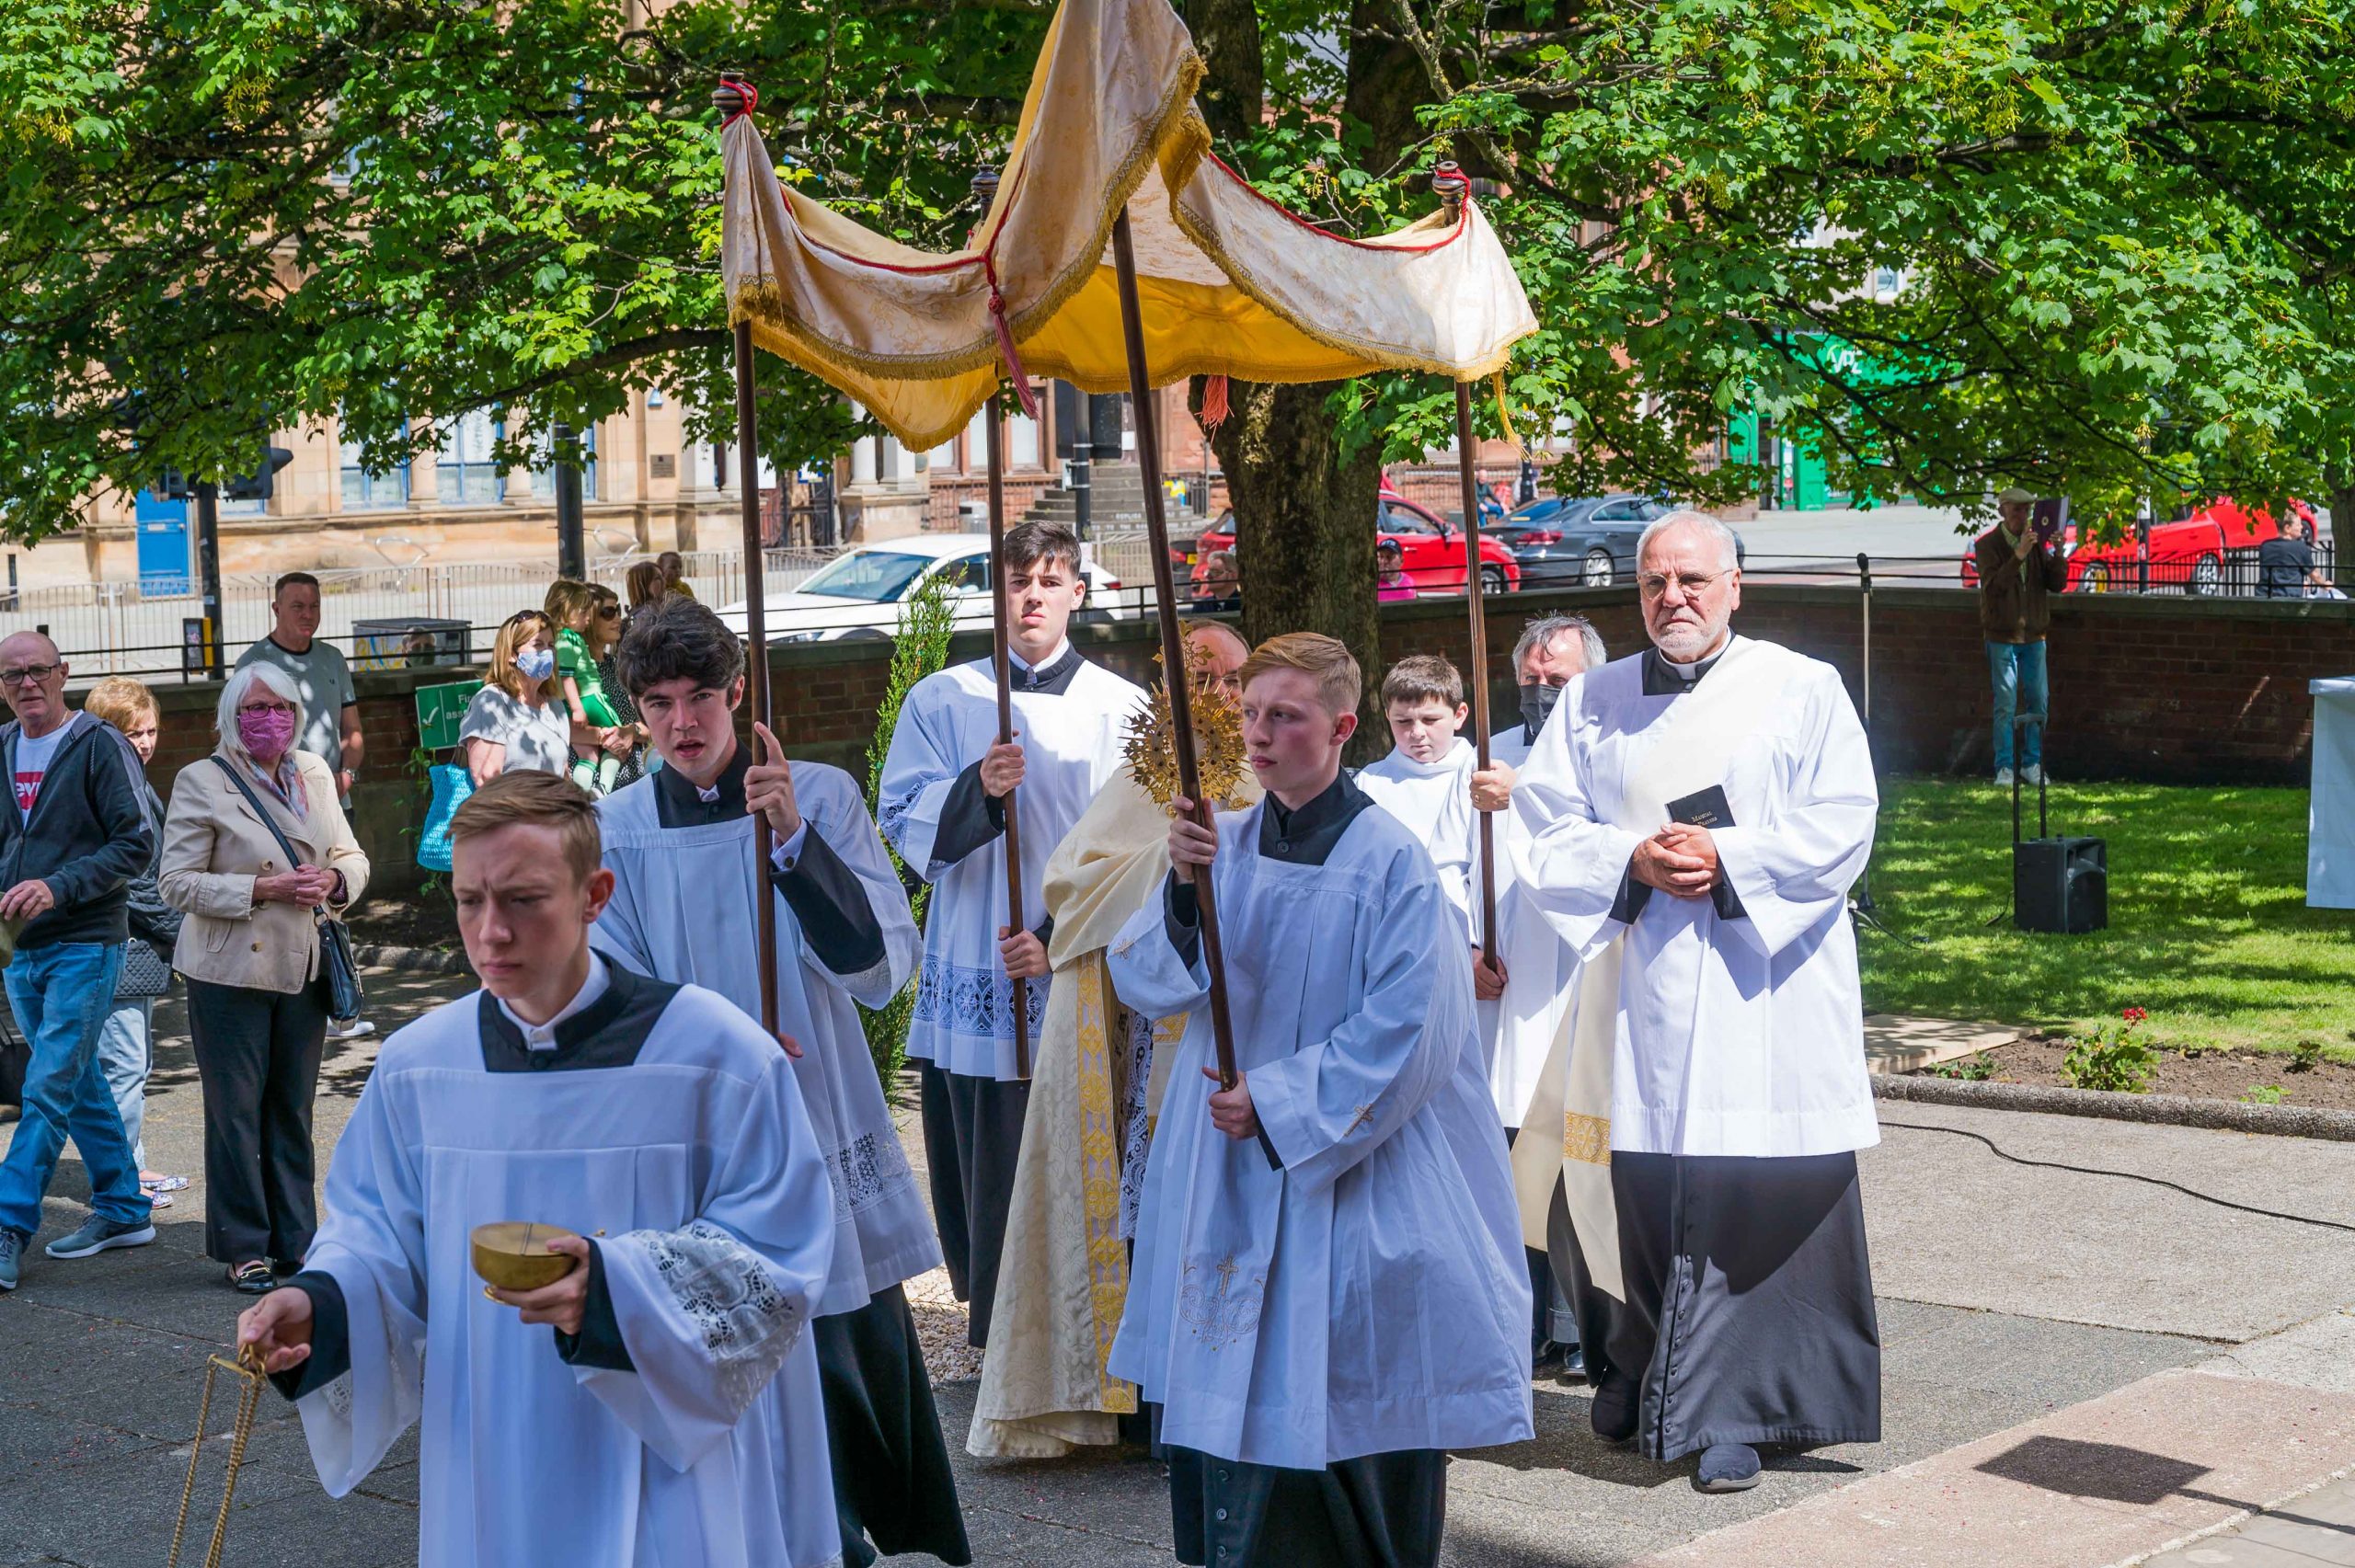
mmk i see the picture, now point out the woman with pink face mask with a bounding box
[159,661,371,1293]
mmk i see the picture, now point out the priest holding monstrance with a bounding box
[236,772,843,1565]
[1509,509,1883,1494]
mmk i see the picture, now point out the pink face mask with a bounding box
[237,706,297,762]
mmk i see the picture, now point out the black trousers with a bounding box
[187,976,329,1266]
[814,1286,973,1567]
[917,1061,1029,1348]
[1168,1447,1447,1568]
[1604,1150,1882,1463]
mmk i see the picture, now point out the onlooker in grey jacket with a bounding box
[0,633,155,1292]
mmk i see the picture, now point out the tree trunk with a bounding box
[2329,464,2355,595]
[1203,380,1386,751]
[1174,0,1437,755]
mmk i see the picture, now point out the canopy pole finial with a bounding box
[1435,160,1468,223]
[713,71,758,124]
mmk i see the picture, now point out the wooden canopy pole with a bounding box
[1438,163,1498,966]
[1110,208,1239,1088]
[718,71,780,1036]
[973,167,1031,1080]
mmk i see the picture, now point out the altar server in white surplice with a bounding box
[591,597,970,1567]
[1109,634,1531,1568]
[877,520,1143,1349]
[1354,654,1478,941]
[1466,613,1610,1374]
[236,772,840,1568]
[1510,511,1882,1496]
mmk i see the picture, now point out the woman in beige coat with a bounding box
[160,661,370,1293]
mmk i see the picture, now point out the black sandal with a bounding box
[229,1261,275,1294]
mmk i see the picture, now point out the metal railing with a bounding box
[15,545,851,682]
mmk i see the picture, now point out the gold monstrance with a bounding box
[1123,639,1247,811]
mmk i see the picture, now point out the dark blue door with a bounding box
[134,489,190,592]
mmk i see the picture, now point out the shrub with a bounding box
[2061,1008,2156,1094]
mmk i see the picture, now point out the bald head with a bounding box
[0,630,68,737]
[1184,622,1249,699]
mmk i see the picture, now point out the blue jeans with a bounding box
[1987,640,2049,773]
[92,999,154,1171]
[0,942,147,1240]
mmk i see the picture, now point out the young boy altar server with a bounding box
[1109,633,1533,1565]
[878,519,1144,1348]
[1354,654,1478,942]
[591,596,969,1565]
[236,771,842,1566]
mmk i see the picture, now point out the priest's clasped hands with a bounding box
[1631,823,1722,898]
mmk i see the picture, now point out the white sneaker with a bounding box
[327,1018,377,1041]
[2022,764,2044,785]
[1994,768,2016,786]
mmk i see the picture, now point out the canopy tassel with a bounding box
[1200,373,1229,431]
[1491,371,1524,455]
[982,255,1041,423]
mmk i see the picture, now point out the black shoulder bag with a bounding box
[211,759,364,1023]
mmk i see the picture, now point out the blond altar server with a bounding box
[1110,634,1531,1566]
[970,622,1258,1459]
[1510,511,1881,1494]
[236,773,841,1566]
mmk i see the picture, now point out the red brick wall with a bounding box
[128,587,2355,900]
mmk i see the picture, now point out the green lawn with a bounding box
[1860,777,2355,1056]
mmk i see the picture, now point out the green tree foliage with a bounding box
[4,0,2349,563]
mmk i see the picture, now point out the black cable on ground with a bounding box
[1878,1119,2355,1234]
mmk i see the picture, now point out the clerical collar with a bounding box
[1642,637,1736,696]
[1004,641,1084,695]
[477,960,682,1072]
[498,952,609,1050]
[1260,772,1375,866]
[652,738,751,827]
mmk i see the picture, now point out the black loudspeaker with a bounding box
[2015,836,2108,933]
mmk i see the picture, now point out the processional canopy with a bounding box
[719,0,1539,449]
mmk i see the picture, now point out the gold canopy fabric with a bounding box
[720,0,1539,451]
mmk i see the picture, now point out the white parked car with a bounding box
[714,532,1130,644]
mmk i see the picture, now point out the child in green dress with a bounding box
[546,579,624,795]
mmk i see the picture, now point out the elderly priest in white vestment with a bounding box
[1510,511,1882,1495]
[1109,634,1533,1566]
[236,772,843,1566]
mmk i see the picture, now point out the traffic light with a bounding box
[156,445,294,501]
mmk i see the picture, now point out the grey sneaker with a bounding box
[0,1230,22,1290]
[1696,1442,1763,1493]
[44,1215,156,1260]
[2022,763,2045,785]
[1995,767,2016,787]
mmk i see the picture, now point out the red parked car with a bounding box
[1183,490,1522,598]
[1959,497,2320,596]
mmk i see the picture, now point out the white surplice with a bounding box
[1105,795,1533,1471]
[287,979,842,1568]
[1476,724,1580,1128]
[878,648,1144,1082]
[1509,636,1880,1159]
[591,757,938,1314]
[1355,737,1478,941]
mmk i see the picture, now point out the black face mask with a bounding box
[1519,681,1562,734]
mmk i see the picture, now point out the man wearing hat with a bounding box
[1973,487,2067,785]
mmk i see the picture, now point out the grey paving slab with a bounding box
[1860,1100,2355,1342]
[2145,1472,2355,1568]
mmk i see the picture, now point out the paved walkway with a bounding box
[5,972,2353,1566]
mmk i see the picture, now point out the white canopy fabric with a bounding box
[720,0,1538,449]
